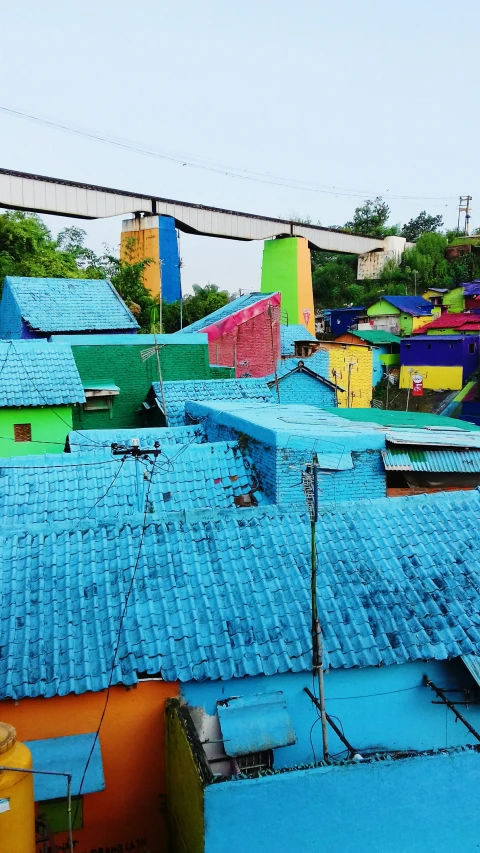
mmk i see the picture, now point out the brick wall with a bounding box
[207,311,281,379]
[72,342,211,430]
[275,371,336,407]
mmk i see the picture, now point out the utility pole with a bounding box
[302,456,329,763]
[458,196,472,235]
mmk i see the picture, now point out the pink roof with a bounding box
[413,312,480,334]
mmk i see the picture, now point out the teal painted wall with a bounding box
[204,749,480,853]
[0,406,72,456]
[71,342,211,430]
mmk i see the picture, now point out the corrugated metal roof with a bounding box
[180,292,276,334]
[68,425,205,452]
[0,341,85,407]
[463,281,480,296]
[350,330,401,345]
[382,446,480,473]
[385,430,480,449]
[413,312,480,333]
[375,296,433,316]
[280,324,317,355]
[0,441,265,527]
[4,489,480,698]
[3,276,139,332]
[156,378,274,425]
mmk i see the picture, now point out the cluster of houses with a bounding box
[2,274,480,853]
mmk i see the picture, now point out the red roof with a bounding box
[413,312,480,334]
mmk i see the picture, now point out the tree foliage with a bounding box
[0,212,85,281]
[401,211,443,242]
[162,284,231,333]
[344,197,396,238]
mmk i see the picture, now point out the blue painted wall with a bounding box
[204,748,480,853]
[182,659,480,770]
[402,336,479,379]
[328,307,365,336]
[372,345,387,387]
[275,371,336,408]
[0,281,27,339]
[159,216,182,304]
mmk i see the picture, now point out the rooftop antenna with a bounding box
[141,307,168,426]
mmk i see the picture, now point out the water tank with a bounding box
[0,722,35,852]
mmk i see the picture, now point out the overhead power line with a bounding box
[0,104,458,203]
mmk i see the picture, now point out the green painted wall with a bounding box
[443,288,465,313]
[261,239,298,325]
[399,314,413,336]
[210,365,235,379]
[0,406,73,457]
[71,343,211,430]
[367,299,401,317]
[428,328,477,336]
[166,702,205,853]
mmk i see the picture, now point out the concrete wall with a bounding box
[0,406,72,456]
[261,238,315,334]
[166,702,205,853]
[2,681,177,853]
[204,748,480,853]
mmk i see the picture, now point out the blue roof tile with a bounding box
[180,292,276,334]
[280,325,317,356]
[0,441,266,526]
[2,276,139,333]
[3,490,480,697]
[155,378,274,425]
[68,425,205,452]
[374,296,433,316]
[0,341,85,407]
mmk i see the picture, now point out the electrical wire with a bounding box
[0,104,459,202]
[73,454,158,825]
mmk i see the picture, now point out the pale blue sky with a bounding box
[0,0,478,294]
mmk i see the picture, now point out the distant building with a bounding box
[400,334,479,390]
[52,333,211,430]
[0,340,84,456]
[365,295,435,337]
[416,312,480,336]
[443,281,480,313]
[324,306,365,336]
[180,292,281,378]
[0,276,139,338]
[422,287,448,307]
[334,329,401,387]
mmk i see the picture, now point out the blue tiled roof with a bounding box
[180,292,275,334]
[68,425,205,452]
[3,490,480,697]
[155,378,274,425]
[376,296,433,316]
[3,276,139,332]
[0,341,85,407]
[0,441,265,527]
[280,325,317,356]
[265,355,339,389]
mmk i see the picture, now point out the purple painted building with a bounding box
[400,334,479,390]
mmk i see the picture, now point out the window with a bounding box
[83,384,120,419]
[235,750,273,776]
[37,797,83,833]
[469,342,476,354]
[14,423,31,442]
[427,344,431,350]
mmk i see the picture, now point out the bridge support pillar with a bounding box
[260,237,315,335]
[121,215,181,302]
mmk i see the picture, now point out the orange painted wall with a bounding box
[334,333,368,347]
[2,680,178,853]
[121,227,161,299]
[296,238,316,336]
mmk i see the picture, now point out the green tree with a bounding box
[162,284,231,333]
[0,212,84,281]
[344,197,397,237]
[401,211,443,242]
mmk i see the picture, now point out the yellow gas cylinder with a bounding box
[0,722,35,853]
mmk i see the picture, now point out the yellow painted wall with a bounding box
[166,700,205,853]
[325,344,373,407]
[399,364,463,391]
[412,310,440,333]
[296,238,316,335]
[121,226,161,298]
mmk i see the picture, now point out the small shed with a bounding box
[266,359,343,407]
[324,306,365,336]
[280,324,318,359]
